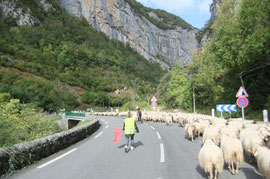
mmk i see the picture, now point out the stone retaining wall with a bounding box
[0,120,100,176]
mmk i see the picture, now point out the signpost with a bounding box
[236,87,249,120]
[216,105,237,118]
[151,96,157,110]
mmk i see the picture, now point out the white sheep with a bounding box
[220,135,243,174]
[198,120,210,136]
[240,129,265,162]
[165,114,173,125]
[220,127,239,139]
[198,139,224,179]
[255,147,270,179]
[203,126,220,145]
[185,123,197,141]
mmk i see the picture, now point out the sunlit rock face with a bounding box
[60,0,200,69]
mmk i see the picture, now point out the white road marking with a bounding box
[160,143,165,163]
[106,125,108,128]
[94,132,103,138]
[145,123,149,126]
[37,148,77,169]
[105,121,108,124]
[156,131,161,139]
[150,126,156,130]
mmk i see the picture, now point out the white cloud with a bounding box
[197,0,212,14]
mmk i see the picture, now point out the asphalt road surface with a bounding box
[5,116,263,179]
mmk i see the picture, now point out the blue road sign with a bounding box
[216,105,237,112]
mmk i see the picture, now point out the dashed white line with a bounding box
[150,126,156,130]
[37,148,77,169]
[105,121,108,124]
[106,125,108,128]
[94,132,103,138]
[156,131,161,139]
[160,143,165,163]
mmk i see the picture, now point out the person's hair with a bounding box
[127,111,131,117]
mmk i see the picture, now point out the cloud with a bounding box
[197,0,212,14]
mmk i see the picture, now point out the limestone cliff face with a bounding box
[60,0,200,68]
[0,0,53,25]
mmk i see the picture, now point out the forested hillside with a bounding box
[158,0,270,118]
[0,0,165,111]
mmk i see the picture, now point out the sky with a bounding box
[135,0,213,29]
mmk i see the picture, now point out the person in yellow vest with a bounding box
[123,111,139,152]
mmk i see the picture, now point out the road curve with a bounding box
[5,116,263,179]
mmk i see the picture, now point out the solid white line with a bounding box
[156,131,161,139]
[106,125,108,128]
[150,126,156,130]
[37,148,77,169]
[94,132,103,138]
[160,143,165,163]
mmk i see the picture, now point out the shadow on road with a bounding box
[240,167,263,179]
[117,141,144,149]
[196,165,208,179]
[133,141,144,148]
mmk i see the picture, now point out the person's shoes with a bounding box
[125,146,128,153]
[130,146,134,150]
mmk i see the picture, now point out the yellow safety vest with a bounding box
[124,118,135,134]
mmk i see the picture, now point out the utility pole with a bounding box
[193,83,196,114]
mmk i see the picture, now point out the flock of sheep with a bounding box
[90,111,270,179]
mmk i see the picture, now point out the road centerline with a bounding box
[94,132,103,138]
[156,131,161,139]
[160,143,165,163]
[37,148,77,169]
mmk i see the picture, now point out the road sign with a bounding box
[236,86,249,97]
[151,96,157,102]
[237,96,249,108]
[216,105,237,112]
[151,101,157,108]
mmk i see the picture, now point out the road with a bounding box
[5,116,263,179]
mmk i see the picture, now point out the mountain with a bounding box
[60,0,200,69]
[0,0,165,111]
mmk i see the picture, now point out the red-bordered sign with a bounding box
[151,96,157,102]
[237,96,249,108]
[151,101,157,108]
[236,86,249,97]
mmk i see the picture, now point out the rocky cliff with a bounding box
[60,0,200,68]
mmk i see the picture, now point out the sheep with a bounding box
[203,126,220,145]
[165,114,173,125]
[220,127,239,139]
[198,139,224,179]
[220,135,243,174]
[240,129,265,162]
[198,120,210,136]
[184,123,197,141]
[179,117,189,127]
[255,147,270,179]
